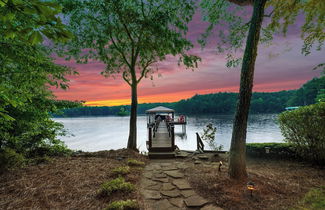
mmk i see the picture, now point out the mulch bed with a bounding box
[185,155,325,210]
[0,149,148,209]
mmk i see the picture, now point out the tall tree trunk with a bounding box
[228,0,267,179]
[127,81,138,150]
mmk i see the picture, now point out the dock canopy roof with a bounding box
[145,106,175,113]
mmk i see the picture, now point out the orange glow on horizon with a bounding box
[83,81,301,107]
[84,87,239,106]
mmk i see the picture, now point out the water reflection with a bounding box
[54,114,283,152]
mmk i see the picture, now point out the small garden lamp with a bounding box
[218,161,223,172]
[265,147,270,154]
[247,181,255,197]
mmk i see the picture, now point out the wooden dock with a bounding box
[145,106,186,159]
[147,121,175,158]
[152,123,172,148]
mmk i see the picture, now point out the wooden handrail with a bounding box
[148,126,152,150]
[171,125,175,149]
[196,132,204,153]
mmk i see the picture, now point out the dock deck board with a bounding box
[152,123,172,148]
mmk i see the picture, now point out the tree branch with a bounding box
[122,71,132,86]
[137,60,155,83]
[227,0,253,6]
[264,9,275,18]
[108,32,132,69]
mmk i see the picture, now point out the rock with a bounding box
[161,183,175,191]
[169,198,184,208]
[160,189,181,198]
[198,155,209,160]
[175,152,189,158]
[142,190,162,200]
[152,177,169,183]
[143,172,153,179]
[184,195,208,207]
[201,204,224,210]
[176,163,189,169]
[164,170,184,178]
[153,199,178,210]
[145,166,154,171]
[173,179,192,190]
[154,173,167,178]
[163,166,178,171]
[145,183,161,191]
[180,189,196,198]
[142,179,158,188]
[160,163,172,167]
[194,160,202,164]
[151,164,162,170]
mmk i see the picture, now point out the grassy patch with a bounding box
[127,159,144,167]
[100,177,134,196]
[105,199,139,210]
[0,148,25,171]
[111,166,130,176]
[297,187,325,210]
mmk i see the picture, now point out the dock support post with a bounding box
[171,125,175,150]
[148,126,152,150]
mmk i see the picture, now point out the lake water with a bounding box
[54,114,284,152]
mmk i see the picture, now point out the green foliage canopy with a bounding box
[0,0,76,169]
[0,0,72,44]
[200,0,325,66]
[287,76,325,106]
[0,44,75,160]
[57,0,200,85]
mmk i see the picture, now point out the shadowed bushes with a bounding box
[278,103,325,165]
[246,143,297,160]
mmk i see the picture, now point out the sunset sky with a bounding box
[53,12,323,106]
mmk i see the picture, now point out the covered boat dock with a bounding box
[145,106,186,158]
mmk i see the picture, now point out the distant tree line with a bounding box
[55,76,324,117]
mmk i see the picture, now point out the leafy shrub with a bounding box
[0,43,76,170]
[246,143,297,159]
[105,199,139,210]
[30,156,52,165]
[27,142,72,158]
[0,148,25,172]
[100,177,135,196]
[278,103,325,165]
[297,186,325,210]
[112,166,130,176]
[127,159,144,167]
[201,123,223,151]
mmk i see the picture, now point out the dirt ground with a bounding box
[1,150,324,210]
[185,154,325,210]
[0,149,148,210]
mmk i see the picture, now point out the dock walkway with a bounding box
[152,123,172,148]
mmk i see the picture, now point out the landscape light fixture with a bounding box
[265,147,270,154]
[218,161,223,172]
[247,181,255,197]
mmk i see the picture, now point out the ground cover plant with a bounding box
[111,166,130,176]
[100,177,135,196]
[105,199,139,210]
[127,159,145,167]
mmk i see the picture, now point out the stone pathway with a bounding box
[140,160,223,210]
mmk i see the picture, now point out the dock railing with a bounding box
[196,132,204,153]
[148,126,152,150]
[166,122,175,148]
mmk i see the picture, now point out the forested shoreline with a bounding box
[55,76,324,117]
